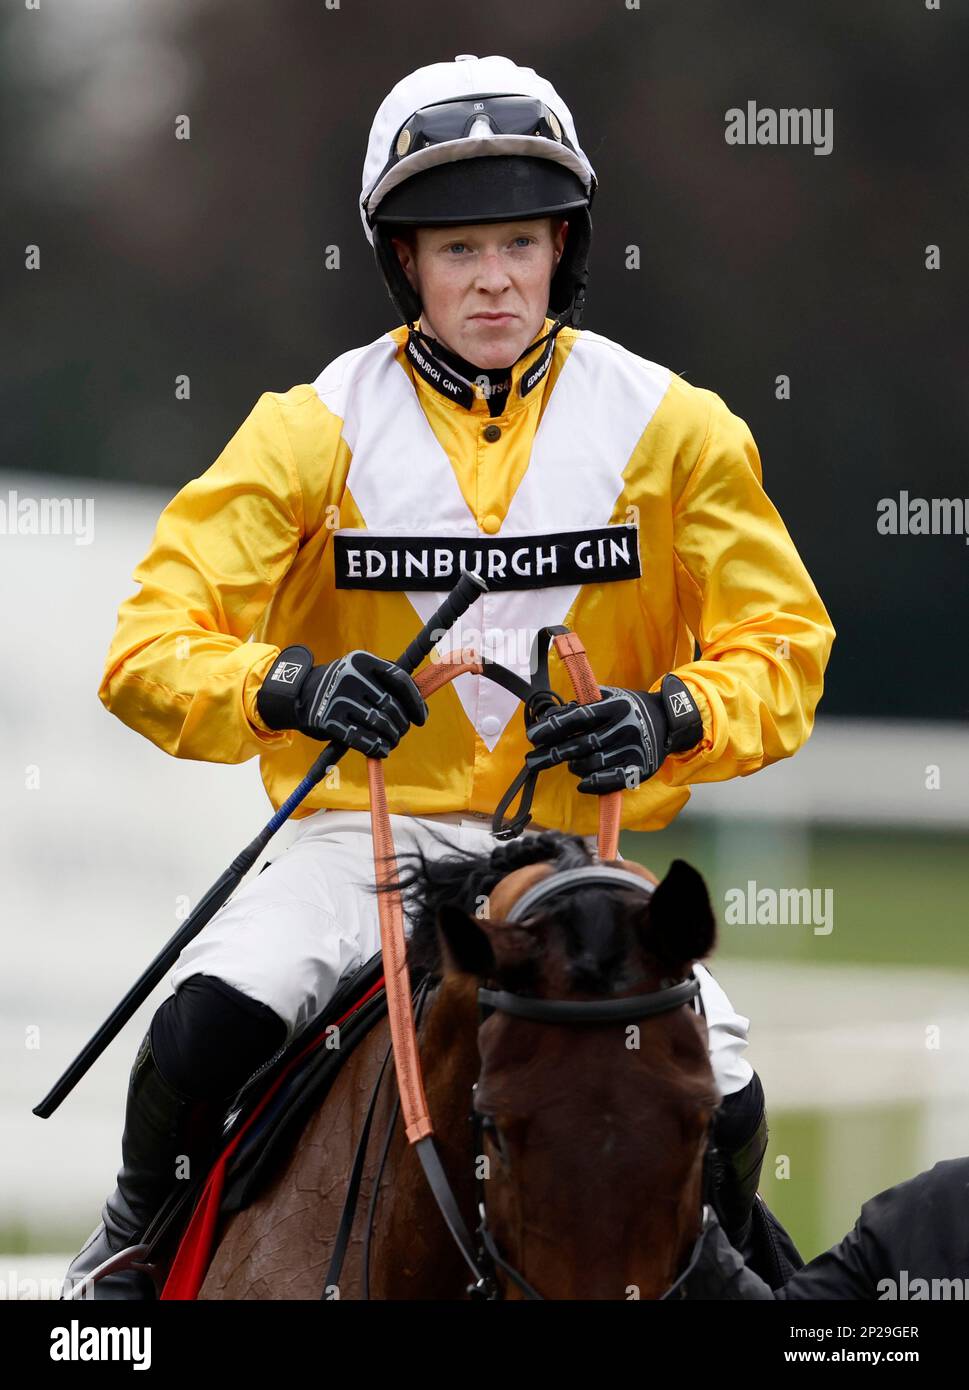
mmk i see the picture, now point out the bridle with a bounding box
[478,865,701,1023]
[324,857,712,1301]
[323,626,714,1301]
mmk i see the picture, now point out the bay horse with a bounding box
[195,829,720,1300]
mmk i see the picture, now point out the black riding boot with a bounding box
[62,1028,225,1300]
[709,1071,803,1288]
[62,974,288,1301]
[709,1072,769,1248]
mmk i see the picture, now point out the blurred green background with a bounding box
[624,820,969,1260]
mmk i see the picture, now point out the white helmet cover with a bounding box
[360,54,597,245]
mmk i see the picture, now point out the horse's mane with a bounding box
[372,828,647,992]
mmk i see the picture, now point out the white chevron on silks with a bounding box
[314,330,671,750]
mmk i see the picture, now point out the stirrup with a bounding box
[62,1243,156,1301]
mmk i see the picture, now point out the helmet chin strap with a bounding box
[409,299,573,382]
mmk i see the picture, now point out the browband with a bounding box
[504,864,655,923]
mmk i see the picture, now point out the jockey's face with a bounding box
[392,216,567,371]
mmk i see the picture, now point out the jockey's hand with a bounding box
[256,645,428,757]
[523,674,703,794]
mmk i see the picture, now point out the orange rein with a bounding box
[366,631,620,1144]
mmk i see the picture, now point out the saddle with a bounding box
[155,951,401,1296]
[221,953,394,1212]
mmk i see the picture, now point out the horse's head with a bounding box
[397,830,720,1300]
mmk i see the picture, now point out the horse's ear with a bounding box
[436,902,497,977]
[641,859,716,971]
[436,902,544,980]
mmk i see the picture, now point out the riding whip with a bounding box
[33,568,488,1119]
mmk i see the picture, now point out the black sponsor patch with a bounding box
[405,335,473,407]
[519,334,556,397]
[406,327,556,408]
[333,526,642,591]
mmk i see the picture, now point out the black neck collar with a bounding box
[405,313,567,417]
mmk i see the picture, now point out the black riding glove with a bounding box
[256,645,428,758]
[523,673,703,794]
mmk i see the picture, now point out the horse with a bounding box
[193,829,721,1300]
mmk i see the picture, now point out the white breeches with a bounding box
[170,809,753,1097]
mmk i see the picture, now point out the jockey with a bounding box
[65,54,834,1298]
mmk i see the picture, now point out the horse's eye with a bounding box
[480,1115,510,1165]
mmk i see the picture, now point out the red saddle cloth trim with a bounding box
[160,976,386,1300]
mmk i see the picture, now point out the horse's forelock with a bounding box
[379,829,585,973]
[553,892,641,993]
[379,829,655,990]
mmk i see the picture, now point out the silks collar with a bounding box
[404,313,566,416]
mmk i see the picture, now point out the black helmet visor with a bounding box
[373,155,587,229]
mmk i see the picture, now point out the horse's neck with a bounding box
[368,976,481,1299]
